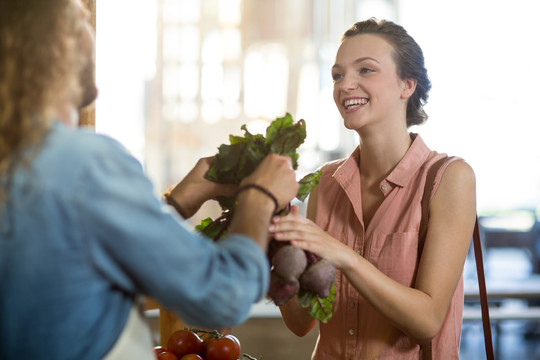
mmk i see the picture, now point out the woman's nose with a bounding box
[340,74,359,91]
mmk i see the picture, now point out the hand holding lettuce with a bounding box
[196,113,336,323]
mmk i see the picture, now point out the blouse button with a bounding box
[348,329,355,336]
[381,184,388,191]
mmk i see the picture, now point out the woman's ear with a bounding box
[401,78,417,99]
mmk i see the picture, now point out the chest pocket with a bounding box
[369,231,419,287]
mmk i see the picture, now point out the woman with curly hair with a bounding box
[0,0,96,183]
[0,1,299,359]
[271,18,476,359]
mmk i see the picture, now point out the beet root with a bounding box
[305,251,320,265]
[267,271,299,306]
[267,239,289,263]
[271,245,308,281]
[299,259,336,298]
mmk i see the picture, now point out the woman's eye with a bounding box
[332,73,343,81]
[360,68,374,74]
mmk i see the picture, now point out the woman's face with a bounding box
[332,34,412,132]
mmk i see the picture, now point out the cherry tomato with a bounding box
[203,336,240,360]
[157,350,179,360]
[180,355,203,360]
[167,330,203,359]
[224,334,241,356]
[154,346,168,356]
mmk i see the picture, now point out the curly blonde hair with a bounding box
[0,0,87,200]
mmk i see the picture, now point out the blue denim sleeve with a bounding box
[76,136,269,328]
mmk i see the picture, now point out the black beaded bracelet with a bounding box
[236,183,279,215]
[163,193,188,219]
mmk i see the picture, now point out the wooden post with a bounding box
[143,299,186,346]
[79,0,96,129]
[144,297,229,346]
[159,309,187,346]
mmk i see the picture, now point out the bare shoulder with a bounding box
[433,159,476,210]
[440,159,476,192]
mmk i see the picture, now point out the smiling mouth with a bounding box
[344,98,368,110]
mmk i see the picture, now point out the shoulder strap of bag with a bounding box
[419,156,494,360]
[472,216,495,360]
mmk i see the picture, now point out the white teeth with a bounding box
[344,98,368,108]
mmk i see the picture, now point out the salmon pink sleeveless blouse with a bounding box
[312,134,463,360]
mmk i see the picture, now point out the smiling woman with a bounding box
[340,23,431,128]
[272,18,477,359]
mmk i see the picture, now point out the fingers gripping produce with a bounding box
[195,114,336,323]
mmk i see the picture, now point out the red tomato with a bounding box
[224,334,241,356]
[154,346,168,356]
[167,330,203,359]
[203,336,240,360]
[157,350,179,360]
[180,355,204,360]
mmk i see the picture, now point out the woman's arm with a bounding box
[272,161,476,341]
[165,154,298,251]
[84,147,298,329]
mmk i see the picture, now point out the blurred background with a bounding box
[94,0,540,358]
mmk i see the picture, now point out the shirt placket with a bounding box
[344,282,360,359]
[344,230,363,359]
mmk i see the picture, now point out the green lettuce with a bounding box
[196,113,334,323]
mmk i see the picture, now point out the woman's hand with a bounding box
[269,205,354,269]
[228,154,298,250]
[166,156,236,218]
[239,154,299,212]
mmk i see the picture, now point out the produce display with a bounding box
[196,114,336,323]
[154,329,257,360]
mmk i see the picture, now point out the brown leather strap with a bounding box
[420,340,432,360]
[473,216,495,360]
[419,156,494,360]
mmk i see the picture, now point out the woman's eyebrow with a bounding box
[353,57,379,64]
[332,57,379,70]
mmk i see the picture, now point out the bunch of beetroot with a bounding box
[267,242,336,306]
[196,114,337,323]
[266,239,336,322]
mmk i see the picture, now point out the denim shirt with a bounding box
[0,122,269,360]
